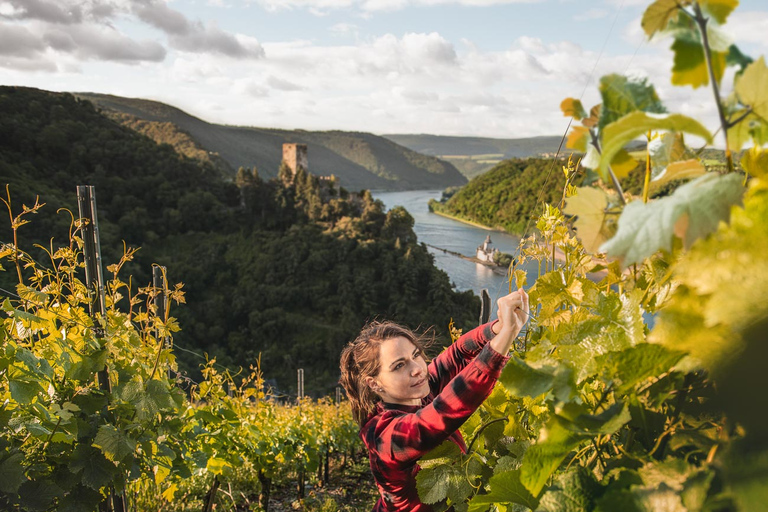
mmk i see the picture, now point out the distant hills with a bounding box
[75,93,468,191]
[384,134,572,179]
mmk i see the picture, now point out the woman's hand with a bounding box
[490,288,529,354]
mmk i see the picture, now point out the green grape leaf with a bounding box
[726,44,754,75]
[57,484,104,512]
[416,461,473,505]
[9,377,44,404]
[70,443,118,489]
[596,344,686,394]
[681,469,715,511]
[93,424,136,463]
[499,356,555,398]
[420,440,463,467]
[599,112,711,183]
[735,56,768,121]
[570,402,631,436]
[599,173,744,265]
[520,416,587,496]
[700,0,739,25]
[0,452,27,493]
[561,98,588,120]
[671,38,727,88]
[598,75,666,132]
[467,470,539,511]
[18,480,65,512]
[536,466,603,512]
[642,0,691,37]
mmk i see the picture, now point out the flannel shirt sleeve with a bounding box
[427,321,498,396]
[376,343,509,465]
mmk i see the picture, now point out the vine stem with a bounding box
[2,185,24,286]
[692,2,734,173]
[589,131,627,205]
[466,417,509,454]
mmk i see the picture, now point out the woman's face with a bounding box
[367,336,430,406]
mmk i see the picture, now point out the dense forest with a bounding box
[0,86,480,394]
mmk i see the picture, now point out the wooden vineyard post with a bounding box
[479,288,491,325]
[76,186,127,512]
[297,368,304,400]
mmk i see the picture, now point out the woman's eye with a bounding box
[394,363,404,371]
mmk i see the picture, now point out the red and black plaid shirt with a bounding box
[360,321,509,511]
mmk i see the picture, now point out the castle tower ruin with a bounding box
[281,143,308,185]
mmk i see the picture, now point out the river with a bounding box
[373,190,539,303]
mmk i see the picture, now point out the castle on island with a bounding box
[476,235,499,264]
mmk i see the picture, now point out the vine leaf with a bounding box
[563,186,610,254]
[536,467,604,512]
[467,470,539,511]
[499,356,555,398]
[416,457,473,505]
[0,453,27,493]
[700,0,739,24]
[641,0,691,37]
[650,159,707,194]
[598,74,666,132]
[596,344,686,394]
[735,56,768,120]
[93,424,136,463]
[599,111,712,183]
[600,173,744,265]
[561,98,588,120]
[741,146,768,178]
[671,38,727,88]
[567,126,590,152]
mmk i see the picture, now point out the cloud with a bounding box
[0,0,264,73]
[248,0,541,13]
[726,11,768,49]
[267,75,304,90]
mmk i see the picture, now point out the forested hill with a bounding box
[430,156,646,235]
[429,158,582,235]
[75,92,467,191]
[0,86,479,394]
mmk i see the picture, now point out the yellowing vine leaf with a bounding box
[610,148,640,179]
[650,159,708,194]
[671,38,727,88]
[735,56,768,120]
[642,0,692,37]
[741,146,768,178]
[563,186,610,253]
[566,126,590,152]
[599,112,712,183]
[700,0,739,25]
[650,178,768,372]
[561,98,587,120]
[600,173,744,266]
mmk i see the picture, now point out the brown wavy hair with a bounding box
[339,321,431,426]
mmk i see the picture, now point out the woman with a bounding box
[339,288,529,511]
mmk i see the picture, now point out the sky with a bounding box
[1,0,767,142]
